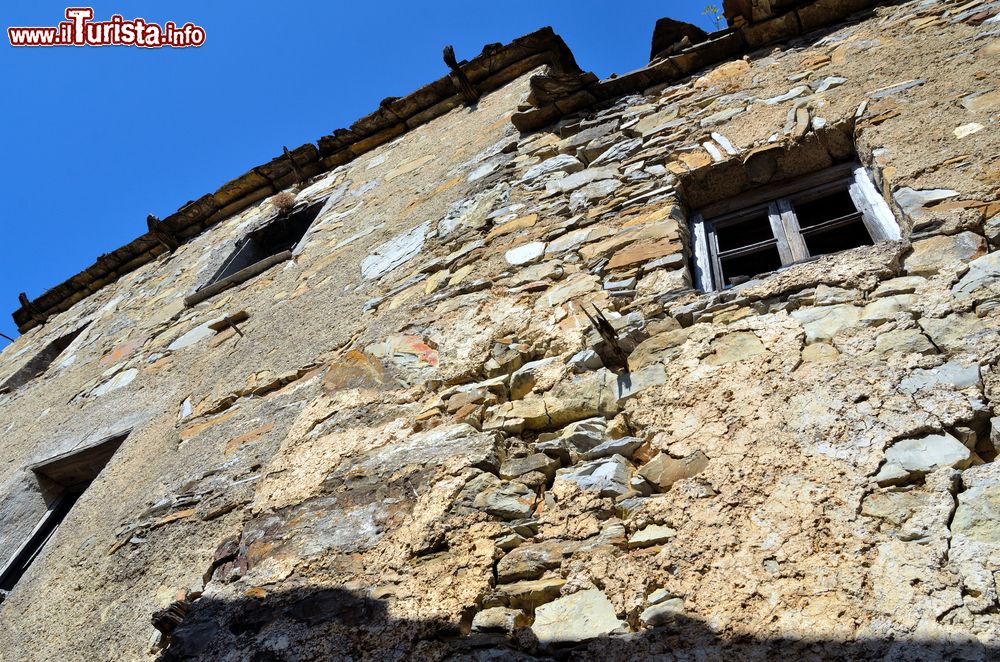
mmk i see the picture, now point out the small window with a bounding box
[0,432,127,598]
[690,164,899,291]
[184,200,324,306]
[0,324,88,395]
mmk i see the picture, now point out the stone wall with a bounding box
[1,0,999,659]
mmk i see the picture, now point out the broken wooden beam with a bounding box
[443,45,481,105]
[18,293,45,325]
[146,215,179,251]
[283,146,303,185]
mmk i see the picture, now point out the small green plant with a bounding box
[702,4,724,30]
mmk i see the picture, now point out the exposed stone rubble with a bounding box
[1,0,1000,659]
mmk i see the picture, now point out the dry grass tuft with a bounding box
[272,191,296,213]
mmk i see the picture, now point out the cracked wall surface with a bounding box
[1,0,999,660]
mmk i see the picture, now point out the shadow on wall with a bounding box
[158,585,999,661]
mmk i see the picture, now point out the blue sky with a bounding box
[0,1,715,341]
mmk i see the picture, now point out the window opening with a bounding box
[185,200,324,306]
[690,164,898,291]
[0,432,127,597]
[0,323,89,395]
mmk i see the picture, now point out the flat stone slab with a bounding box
[168,322,215,351]
[704,331,766,365]
[627,523,677,549]
[952,465,1000,545]
[531,588,624,645]
[521,154,584,182]
[883,432,972,477]
[505,242,547,266]
[892,186,957,215]
[953,252,1000,299]
[898,361,980,394]
[791,305,862,343]
[639,451,709,490]
[640,597,684,626]
[495,577,566,609]
[554,454,632,497]
[869,79,925,99]
[497,540,575,583]
[361,222,429,280]
[903,232,986,276]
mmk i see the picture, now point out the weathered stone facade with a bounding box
[1,0,999,659]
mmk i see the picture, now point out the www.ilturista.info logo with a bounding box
[8,8,205,48]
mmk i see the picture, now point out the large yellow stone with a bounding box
[179,409,240,442]
[621,204,683,228]
[385,154,436,182]
[963,90,1000,113]
[425,269,451,294]
[322,350,387,392]
[486,214,538,240]
[388,282,424,310]
[449,264,475,285]
[606,239,681,270]
[678,150,713,169]
[225,423,275,455]
[694,59,751,90]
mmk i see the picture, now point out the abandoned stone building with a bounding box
[1,0,998,659]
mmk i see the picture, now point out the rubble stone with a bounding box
[883,433,972,478]
[471,607,530,633]
[791,305,862,343]
[638,451,709,490]
[640,597,685,626]
[554,454,633,497]
[904,232,987,276]
[531,588,624,645]
[627,523,677,548]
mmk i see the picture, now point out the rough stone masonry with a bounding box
[1,0,999,659]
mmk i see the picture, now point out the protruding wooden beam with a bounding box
[146,215,179,251]
[283,146,303,185]
[443,45,480,105]
[18,293,45,325]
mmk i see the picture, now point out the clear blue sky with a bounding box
[0,1,714,341]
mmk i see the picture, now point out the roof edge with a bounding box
[512,0,886,131]
[12,27,579,334]
[12,0,888,333]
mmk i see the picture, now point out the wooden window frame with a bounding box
[690,163,899,292]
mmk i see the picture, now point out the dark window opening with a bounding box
[715,211,774,252]
[720,245,783,287]
[0,493,79,596]
[794,189,858,228]
[802,217,874,256]
[0,433,127,597]
[185,200,324,307]
[210,206,320,284]
[0,324,89,395]
[690,164,899,292]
